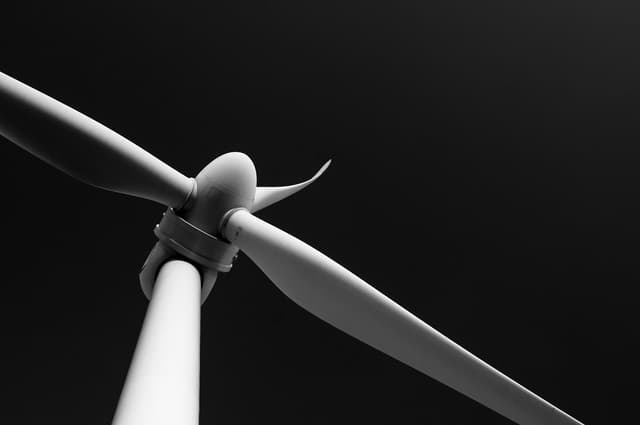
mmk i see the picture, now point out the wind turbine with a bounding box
[0,70,584,425]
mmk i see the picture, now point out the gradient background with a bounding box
[1,1,637,424]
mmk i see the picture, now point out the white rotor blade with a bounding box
[252,160,331,212]
[0,71,193,207]
[223,209,583,425]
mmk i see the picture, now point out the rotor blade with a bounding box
[252,160,331,212]
[223,209,583,425]
[0,71,193,208]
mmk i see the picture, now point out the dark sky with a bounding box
[1,1,638,424]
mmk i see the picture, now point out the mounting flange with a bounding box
[139,208,239,303]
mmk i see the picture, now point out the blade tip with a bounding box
[319,159,332,173]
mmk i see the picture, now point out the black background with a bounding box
[1,1,637,424]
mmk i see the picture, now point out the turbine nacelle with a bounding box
[183,152,257,235]
[140,151,329,302]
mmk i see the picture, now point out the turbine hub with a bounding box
[140,152,257,302]
[183,152,257,234]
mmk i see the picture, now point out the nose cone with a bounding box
[183,152,257,234]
